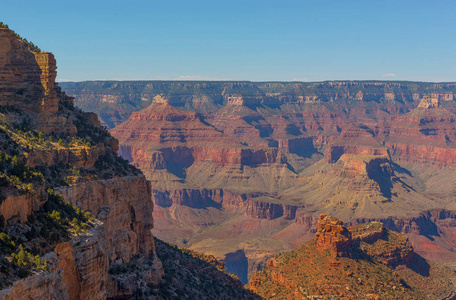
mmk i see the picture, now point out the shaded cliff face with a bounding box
[0,27,163,299]
[149,238,260,299]
[250,216,455,299]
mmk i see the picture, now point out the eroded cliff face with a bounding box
[1,225,108,300]
[0,29,44,113]
[0,27,162,299]
[0,28,77,135]
[57,175,156,263]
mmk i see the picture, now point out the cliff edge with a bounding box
[0,26,163,299]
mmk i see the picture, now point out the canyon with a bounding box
[64,79,456,285]
[5,22,456,299]
[0,26,254,300]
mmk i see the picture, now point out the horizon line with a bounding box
[57,79,456,84]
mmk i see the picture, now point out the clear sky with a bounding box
[2,0,456,82]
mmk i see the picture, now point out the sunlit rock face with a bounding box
[0,27,163,299]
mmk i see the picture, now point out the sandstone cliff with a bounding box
[0,26,163,299]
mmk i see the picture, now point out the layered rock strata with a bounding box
[0,27,163,299]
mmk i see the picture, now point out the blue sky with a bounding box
[2,0,456,82]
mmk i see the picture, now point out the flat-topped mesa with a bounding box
[337,154,395,180]
[325,126,389,163]
[314,214,352,258]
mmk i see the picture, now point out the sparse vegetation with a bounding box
[250,224,456,300]
[0,148,44,197]
[146,238,259,299]
[0,188,94,288]
[0,22,41,52]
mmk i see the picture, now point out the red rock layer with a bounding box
[152,188,302,221]
[325,125,389,163]
[377,105,456,167]
[111,102,288,175]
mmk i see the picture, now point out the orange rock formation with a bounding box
[315,214,352,258]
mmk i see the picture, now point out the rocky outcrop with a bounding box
[314,215,414,264]
[56,175,156,264]
[245,199,300,220]
[25,144,106,168]
[0,28,76,135]
[57,175,164,298]
[249,217,444,300]
[0,226,108,300]
[314,214,352,258]
[0,28,45,113]
[34,52,59,114]
[0,186,47,224]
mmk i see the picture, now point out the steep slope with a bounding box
[0,26,163,299]
[149,238,260,299]
[250,215,456,299]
